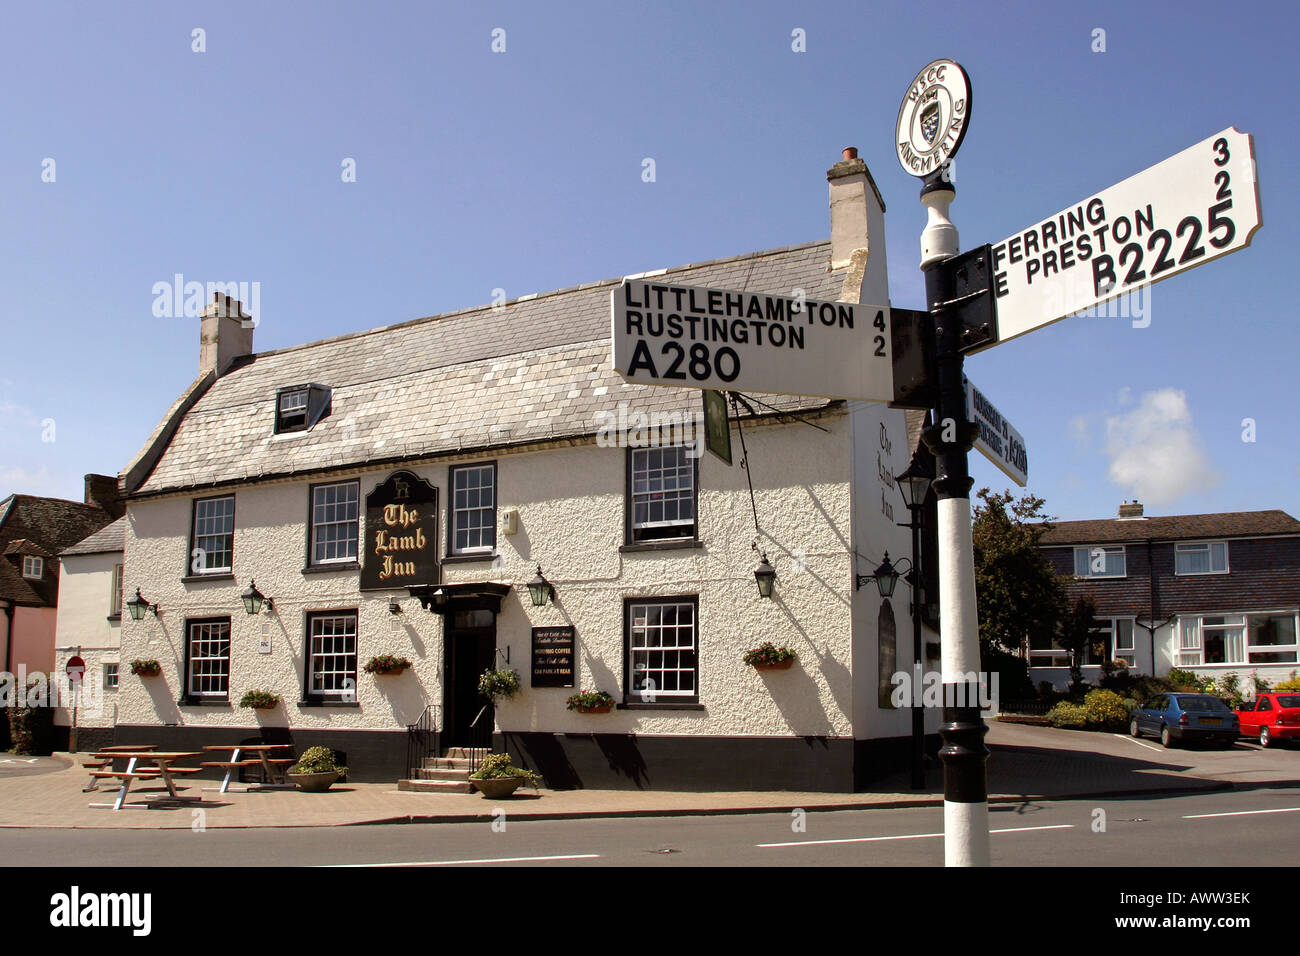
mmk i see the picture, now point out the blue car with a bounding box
[1130,693,1240,749]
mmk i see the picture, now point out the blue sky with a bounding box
[1,0,1296,522]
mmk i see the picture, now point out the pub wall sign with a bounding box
[360,470,440,591]
[531,626,576,688]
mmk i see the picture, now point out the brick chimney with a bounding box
[83,474,124,519]
[199,293,254,377]
[1118,500,1145,519]
[827,147,889,303]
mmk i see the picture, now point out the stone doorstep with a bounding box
[397,779,474,793]
[412,767,472,782]
[421,757,473,770]
[443,747,488,760]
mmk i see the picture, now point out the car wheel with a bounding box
[1130,718,1141,738]
[1260,726,1272,748]
[1160,726,1174,748]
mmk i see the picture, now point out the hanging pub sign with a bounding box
[360,470,440,591]
[531,626,576,688]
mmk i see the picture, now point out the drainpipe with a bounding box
[1,601,12,675]
[1147,538,1158,675]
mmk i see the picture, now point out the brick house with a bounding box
[0,479,122,677]
[1033,501,1300,688]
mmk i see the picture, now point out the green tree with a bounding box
[1057,596,1100,694]
[971,488,1066,660]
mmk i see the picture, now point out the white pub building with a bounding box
[110,151,941,790]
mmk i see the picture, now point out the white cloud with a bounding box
[0,464,54,495]
[1104,388,1220,505]
[1067,415,1090,451]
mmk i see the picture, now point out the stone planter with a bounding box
[288,770,341,792]
[472,776,525,799]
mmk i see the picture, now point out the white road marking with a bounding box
[1113,733,1163,753]
[1183,807,1300,820]
[758,824,1073,848]
[319,853,600,867]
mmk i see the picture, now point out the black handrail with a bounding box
[405,705,440,778]
[467,704,492,774]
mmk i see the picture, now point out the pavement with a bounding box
[2,721,1296,830]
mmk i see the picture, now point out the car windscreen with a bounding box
[1180,696,1231,712]
[1277,695,1300,709]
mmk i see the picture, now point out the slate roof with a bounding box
[61,516,127,557]
[0,494,115,605]
[129,241,852,496]
[1038,510,1300,546]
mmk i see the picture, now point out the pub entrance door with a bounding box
[442,607,497,748]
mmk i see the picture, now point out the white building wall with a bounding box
[117,411,859,738]
[52,552,122,729]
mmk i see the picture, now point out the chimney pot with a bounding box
[842,146,858,161]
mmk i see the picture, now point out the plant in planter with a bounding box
[742,642,797,670]
[130,659,162,677]
[468,751,540,798]
[287,745,348,792]
[478,667,521,702]
[364,654,413,675]
[566,689,616,713]
[238,689,282,710]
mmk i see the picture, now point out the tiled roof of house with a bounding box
[0,494,115,605]
[61,516,127,556]
[1038,510,1300,546]
[128,241,852,496]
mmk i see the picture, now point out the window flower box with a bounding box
[566,690,615,713]
[742,642,797,670]
[363,655,413,676]
[239,690,282,710]
[130,659,162,678]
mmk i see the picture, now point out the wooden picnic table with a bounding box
[87,751,204,811]
[82,745,160,791]
[201,743,297,793]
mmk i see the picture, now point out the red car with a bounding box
[1235,692,1300,747]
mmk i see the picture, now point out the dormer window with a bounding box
[21,556,43,579]
[274,384,331,434]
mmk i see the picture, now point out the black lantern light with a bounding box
[388,599,403,615]
[526,566,554,607]
[240,579,272,616]
[126,588,158,621]
[856,552,907,598]
[895,461,932,510]
[753,553,776,599]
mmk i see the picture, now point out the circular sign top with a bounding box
[66,655,85,683]
[895,59,971,178]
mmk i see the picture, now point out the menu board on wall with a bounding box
[531,626,575,688]
[360,471,440,591]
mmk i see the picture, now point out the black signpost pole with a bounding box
[918,168,990,867]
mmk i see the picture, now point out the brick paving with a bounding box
[3,722,1294,830]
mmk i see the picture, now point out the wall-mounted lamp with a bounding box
[240,579,273,616]
[388,599,403,615]
[753,553,776,599]
[126,588,159,621]
[856,552,909,599]
[526,566,554,607]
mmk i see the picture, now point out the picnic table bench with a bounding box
[82,745,159,792]
[201,744,297,793]
[87,752,204,811]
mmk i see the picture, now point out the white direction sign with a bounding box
[964,375,1027,487]
[985,128,1260,349]
[612,278,895,402]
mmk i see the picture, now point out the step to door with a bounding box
[443,747,488,760]
[398,779,474,793]
[412,767,472,782]
[421,757,474,770]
